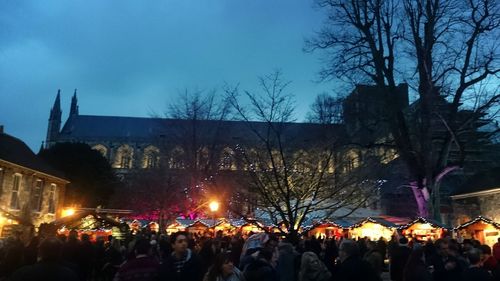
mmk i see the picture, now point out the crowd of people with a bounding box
[0,228,499,281]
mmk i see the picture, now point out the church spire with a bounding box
[46,89,62,148]
[70,89,79,116]
[50,89,62,120]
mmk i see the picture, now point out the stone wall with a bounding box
[0,161,66,229]
[452,192,500,225]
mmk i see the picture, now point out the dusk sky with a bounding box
[0,0,339,151]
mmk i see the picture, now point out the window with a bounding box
[48,184,56,214]
[169,147,185,169]
[142,146,160,169]
[0,167,4,193]
[31,179,44,212]
[220,148,236,170]
[114,145,134,169]
[92,144,108,158]
[10,174,21,209]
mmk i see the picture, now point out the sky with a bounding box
[0,0,338,151]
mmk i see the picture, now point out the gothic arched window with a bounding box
[220,147,236,170]
[114,145,134,169]
[142,145,160,168]
[169,147,185,169]
[92,144,108,158]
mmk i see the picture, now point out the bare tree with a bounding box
[306,0,500,220]
[162,89,233,216]
[226,71,379,241]
[306,93,345,124]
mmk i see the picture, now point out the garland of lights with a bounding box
[349,217,397,229]
[453,216,500,231]
[398,217,449,230]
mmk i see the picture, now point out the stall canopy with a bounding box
[52,210,122,229]
[52,210,127,241]
[349,217,401,240]
[454,216,500,247]
[304,219,353,238]
[399,217,449,241]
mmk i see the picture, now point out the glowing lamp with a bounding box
[62,208,75,217]
[209,201,219,212]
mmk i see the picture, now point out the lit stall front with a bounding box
[349,217,398,241]
[454,216,500,247]
[54,210,128,241]
[305,220,349,239]
[399,217,448,241]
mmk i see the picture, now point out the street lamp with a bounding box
[209,201,219,212]
[209,201,219,236]
[62,208,76,217]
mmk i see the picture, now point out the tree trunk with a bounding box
[410,181,429,217]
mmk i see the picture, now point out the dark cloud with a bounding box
[0,0,334,150]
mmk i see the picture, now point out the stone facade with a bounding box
[0,161,67,228]
[451,191,500,224]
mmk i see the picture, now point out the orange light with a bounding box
[62,208,75,217]
[209,201,219,212]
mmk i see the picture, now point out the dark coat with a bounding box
[403,260,432,281]
[390,246,411,281]
[9,261,80,281]
[333,256,381,281]
[244,258,279,281]
[461,266,493,281]
[158,250,204,281]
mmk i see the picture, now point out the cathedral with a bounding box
[46,86,459,220]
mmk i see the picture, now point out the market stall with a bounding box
[399,217,448,241]
[53,210,128,241]
[454,216,500,247]
[305,220,348,239]
[349,217,398,240]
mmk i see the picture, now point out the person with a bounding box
[403,248,432,281]
[332,239,381,281]
[243,247,279,281]
[483,244,499,271]
[494,238,500,262]
[203,252,245,281]
[103,238,124,281]
[298,251,331,281]
[113,238,159,281]
[158,231,203,281]
[277,241,299,281]
[24,236,41,266]
[9,237,79,281]
[363,240,383,277]
[390,237,412,281]
[461,248,493,281]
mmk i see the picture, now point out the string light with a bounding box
[453,216,500,230]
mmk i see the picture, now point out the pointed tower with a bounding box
[45,90,62,148]
[70,89,79,117]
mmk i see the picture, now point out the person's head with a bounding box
[301,251,323,272]
[480,244,492,261]
[366,240,377,251]
[207,252,234,281]
[466,248,482,266]
[81,233,90,242]
[339,240,359,262]
[399,237,409,246]
[68,230,78,241]
[258,247,274,262]
[435,239,449,257]
[135,238,151,256]
[406,247,426,267]
[39,237,63,262]
[265,234,279,250]
[170,231,189,255]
